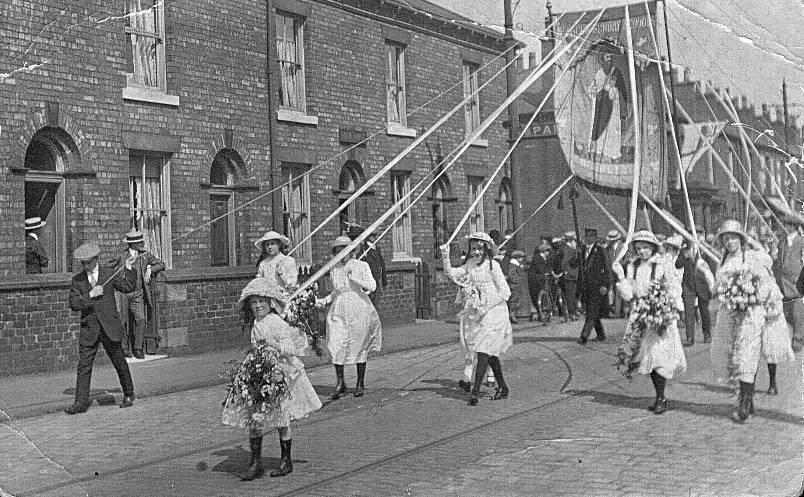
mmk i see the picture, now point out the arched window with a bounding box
[431,176,452,258]
[24,128,74,273]
[497,179,513,235]
[337,161,367,235]
[209,150,241,266]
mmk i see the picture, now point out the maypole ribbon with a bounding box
[446,11,603,245]
[639,192,721,263]
[499,175,575,250]
[289,12,603,301]
[580,185,625,234]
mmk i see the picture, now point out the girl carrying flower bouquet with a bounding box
[710,219,794,423]
[440,232,512,406]
[222,278,322,480]
[612,230,686,415]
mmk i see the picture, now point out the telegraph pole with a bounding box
[266,0,283,231]
[504,0,522,245]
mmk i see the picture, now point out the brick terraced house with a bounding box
[0,0,512,374]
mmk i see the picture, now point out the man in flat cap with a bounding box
[116,229,165,359]
[66,243,137,414]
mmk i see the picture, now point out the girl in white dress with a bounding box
[613,231,686,414]
[222,278,322,480]
[441,232,513,406]
[316,236,382,400]
[710,220,794,423]
[254,231,298,292]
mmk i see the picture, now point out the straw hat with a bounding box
[606,229,622,242]
[330,235,352,249]
[123,229,144,244]
[73,242,101,260]
[25,217,46,231]
[538,241,552,252]
[563,231,577,240]
[511,249,526,258]
[663,234,683,250]
[466,232,499,257]
[716,219,748,244]
[631,230,659,249]
[237,277,286,313]
[254,231,290,249]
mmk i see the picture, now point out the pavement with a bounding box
[1,316,803,497]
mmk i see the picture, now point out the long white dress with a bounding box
[221,313,322,431]
[443,256,513,357]
[617,256,687,379]
[321,258,382,364]
[711,250,794,385]
[257,253,298,291]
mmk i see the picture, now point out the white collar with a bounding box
[27,232,38,240]
[510,258,521,267]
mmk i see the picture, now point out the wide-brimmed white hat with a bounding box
[237,277,286,313]
[466,232,499,257]
[606,229,622,241]
[254,231,290,249]
[663,234,683,250]
[25,217,46,231]
[716,219,748,244]
[631,230,659,249]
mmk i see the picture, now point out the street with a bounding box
[2,319,802,497]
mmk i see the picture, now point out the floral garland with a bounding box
[454,272,488,320]
[283,283,326,356]
[716,268,761,390]
[221,340,290,428]
[615,280,679,380]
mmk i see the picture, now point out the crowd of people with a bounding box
[59,216,801,481]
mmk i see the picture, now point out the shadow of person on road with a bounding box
[675,381,733,394]
[409,378,484,402]
[513,336,583,344]
[210,446,281,475]
[564,388,804,425]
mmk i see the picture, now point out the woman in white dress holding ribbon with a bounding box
[440,232,512,406]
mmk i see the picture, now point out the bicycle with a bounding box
[548,272,569,323]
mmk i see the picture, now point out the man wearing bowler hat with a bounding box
[66,243,137,414]
[578,227,611,344]
[25,217,49,274]
[116,229,165,359]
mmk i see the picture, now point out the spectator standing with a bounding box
[577,228,610,344]
[561,231,581,320]
[25,217,49,274]
[506,250,526,324]
[675,239,714,346]
[772,219,804,352]
[528,241,552,322]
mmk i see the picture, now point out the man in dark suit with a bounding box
[578,228,611,344]
[25,217,49,274]
[66,243,137,414]
[116,229,165,358]
[361,232,387,305]
[676,240,714,345]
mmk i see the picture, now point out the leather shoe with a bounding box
[703,336,712,343]
[683,340,694,347]
[120,395,135,408]
[65,403,90,415]
[576,338,587,345]
[457,380,471,392]
[124,350,133,358]
[133,350,145,359]
[468,395,479,406]
[596,335,606,342]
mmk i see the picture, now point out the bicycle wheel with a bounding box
[537,289,552,325]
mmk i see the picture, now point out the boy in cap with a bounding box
[66,243,138,414]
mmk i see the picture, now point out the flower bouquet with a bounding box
[716,269,761,389]
[221,340,290,429]
[283,282,326,356]
[454,274,488,320]
[615,280,679,380]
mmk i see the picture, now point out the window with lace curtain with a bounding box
[462,62,480,135]
[281,164,311,264]
[125,0,166,93]
[467,176,485,234]
[431,177,451,259]
[210,153,237,267]
[276,12,306,112]
[385,42,407,126]
[129,153,172,267]
[391,172,413,258]
[497,180,513,234]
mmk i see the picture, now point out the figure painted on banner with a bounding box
[528,241,553,323]
[675,238,715,346]
[25,217,49,274]
[578,228,611,344]
[66,243,137,414]
[772,218,804,353]
[441,233,512,406]
[710,220,793,423]
[612,231,686,415]
[316,236,382,400]
[361,232,388,306]
[222,278,322,480]
[588,49,628,162]
[506,250,526,324]
[255,231,298,293]
[115,229,165,359]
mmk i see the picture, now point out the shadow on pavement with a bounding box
[211,445,306,475]
[410,378,484,403]
[513,336,581,344]
[675,380,733,394]
[564,388,804,425]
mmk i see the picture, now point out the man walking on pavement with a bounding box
[774,218,804,352]
[578,228,610,344]
[676,239,714,346]
[116,229,165,359]
[66,243,138,414]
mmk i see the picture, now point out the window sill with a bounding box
[123,86,180,106]
[277,109,319,125]
[386,124,417,138]
[391,254,421,264]
[469,137,489,148]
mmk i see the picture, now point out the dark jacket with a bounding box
[116,250,165,306]
[579,243,610,304]
[69,266,136,346]
[675,253,712,300]
[561,244,581,281]
[528,252,551,284]
[25,235,49,274]
[362,244,387,288]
